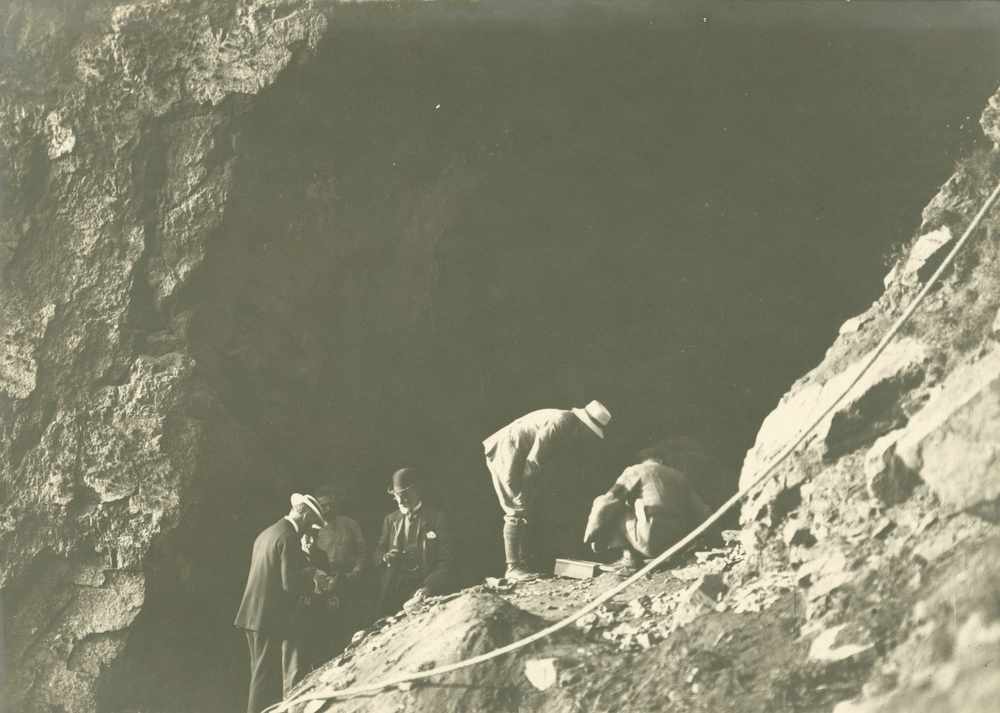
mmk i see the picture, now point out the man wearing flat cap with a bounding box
[234,492,326,713]
[483,400,612,581]
[374,468,454,616]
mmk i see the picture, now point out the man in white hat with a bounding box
[234,493,326,713]
[482,400,612,581]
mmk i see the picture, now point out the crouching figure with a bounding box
[584,457,711,573]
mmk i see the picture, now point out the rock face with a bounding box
[739,337,928,523]
[894,350,1000,519]
[0,2,326,711]
[739,85,1000,713]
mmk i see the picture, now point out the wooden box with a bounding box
[553,558,601,579]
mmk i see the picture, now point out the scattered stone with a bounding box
[721,529,742,544]
[992,307,1000,337]
[809,623,875,663]
[839,313,872,335]
[915,513,939,534]
[871,518,895,539]
[798,550,848,585]
[303,698,326,713]
[731,571,797,614]
[798,550,855,602]
[695,548,728,563]
[483,577,515,593]
[808,571,855,601]
[688,573,727,605]
[897,227,954,285]
[628,595,652,618]
[954,610,1000,653]
[45,110,76,159]
[895,350,1000,517]
[524,658,558,691]
[824,344,926,460]
[913,530,961,565]
[575,605,618,633]
[350,630,368,645]
[635,632,656,650]
[865,431,918,506]
[783,517,816,547]
[686,666,700,684]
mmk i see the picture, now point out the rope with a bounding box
[268,178,1000,713]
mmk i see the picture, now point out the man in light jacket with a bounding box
[584,455,711,573]
[483,400,612,581]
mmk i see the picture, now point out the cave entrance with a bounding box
[104,5,1000,713]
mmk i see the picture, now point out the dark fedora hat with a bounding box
[388,467,421,495]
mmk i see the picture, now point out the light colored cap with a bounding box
[572,400,612,439]
[290,492,327,527]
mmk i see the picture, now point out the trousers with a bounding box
[243,629,303,713]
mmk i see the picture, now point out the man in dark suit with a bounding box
[234,493,327,713]
[374,468,454,616]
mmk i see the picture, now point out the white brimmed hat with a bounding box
[572,400,611,439]
[290,492,327,527]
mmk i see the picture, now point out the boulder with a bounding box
[838,313,872,336]
[896,227,954,286]
[864,431,918,506]
[809,623,875,664]
[895,349,1000,519]
[291,592,544,713]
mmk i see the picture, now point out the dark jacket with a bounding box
[374,505,454,598]
[233,518,307,637]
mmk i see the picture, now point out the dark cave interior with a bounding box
[100,5,1000,712]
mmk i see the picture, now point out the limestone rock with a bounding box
[898,227,954,286]
[740,338,927,523]
[809,623,874,663]
[839,313,872,336]
[687,573,727,605]
[895,349,1000,518]
[524,658,559,691]
[864,431,918,506]
[981,85,1000,148]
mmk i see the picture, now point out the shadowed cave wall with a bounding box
[3,3,1000,713]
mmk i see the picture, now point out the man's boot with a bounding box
[503,519,538,582]
[613,548,643,577]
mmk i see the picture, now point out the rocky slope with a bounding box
[287,90,1000,713]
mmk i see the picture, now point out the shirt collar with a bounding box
[283,515,300,534]
[399,501,423,517]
